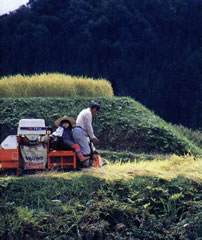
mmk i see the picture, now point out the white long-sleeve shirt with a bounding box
[76,108,95,139]
[52,126,64,137]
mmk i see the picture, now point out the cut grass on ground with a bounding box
[11,154,201,184]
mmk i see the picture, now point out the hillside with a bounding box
[0,154,201,239]
[0,97,201,155]
[172,124,202,149]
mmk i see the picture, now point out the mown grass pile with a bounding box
[31,154,202,184]
[0,73,113,97]
[0,155,201,240]
[0,97,201,155]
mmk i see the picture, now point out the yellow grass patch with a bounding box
[31,155,202,183]
[0,73,113,97]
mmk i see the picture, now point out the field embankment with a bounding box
[0,97,201,155]
[0,155,201,240]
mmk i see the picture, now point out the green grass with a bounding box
[0,154,201,240]
[0,97,201,155]
[99,150,171,163]
[172,124,202,149]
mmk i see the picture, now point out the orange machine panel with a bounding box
[0,148,19,169]
[92,153,101,168]
[48,151,76,170]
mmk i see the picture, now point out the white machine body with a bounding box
[17,119,47,136]
[1,135,18,149]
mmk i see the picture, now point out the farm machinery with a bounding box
[0,119,101,176]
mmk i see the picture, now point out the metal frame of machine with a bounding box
[0,119,101,175]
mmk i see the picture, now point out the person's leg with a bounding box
[72,128,91,155]
[70,144,89,161]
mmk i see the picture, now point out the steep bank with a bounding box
[0,97,201,155]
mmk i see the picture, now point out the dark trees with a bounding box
[0,0,201,128]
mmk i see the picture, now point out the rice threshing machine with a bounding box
[0,119,101,176]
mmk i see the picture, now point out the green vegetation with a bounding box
[0,74,113,97]
[0,97,201,155]
[99,150,170,163]
[1,154,201,240]
[172,124,202,149]
[0,1,201,238]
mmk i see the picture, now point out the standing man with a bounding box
[72,102,100,157]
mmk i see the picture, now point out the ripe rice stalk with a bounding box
[24,155,202,184]
[0,73,114,97]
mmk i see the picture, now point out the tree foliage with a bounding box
[0,0,201,128]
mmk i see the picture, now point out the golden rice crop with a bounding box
[0,73,114,97]
[23,155,202,184]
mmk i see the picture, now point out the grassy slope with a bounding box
[0,155,201,240]
[172,124,202,149]
[0,97,201,155]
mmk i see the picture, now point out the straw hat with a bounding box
[54,116,76,127]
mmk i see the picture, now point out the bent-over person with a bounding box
[72,102,100,158]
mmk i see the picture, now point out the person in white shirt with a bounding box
[72,102,100,156]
